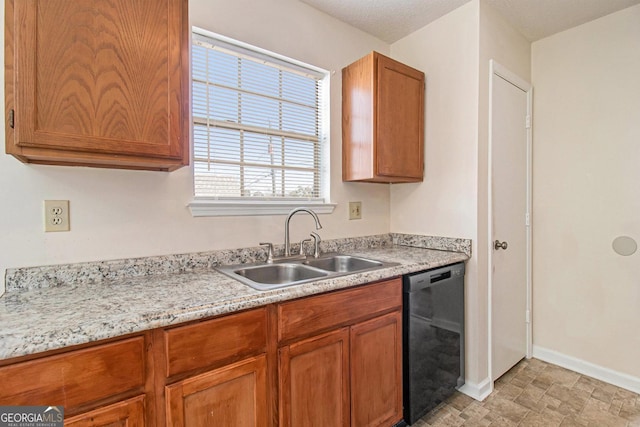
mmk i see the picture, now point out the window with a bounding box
[189,29,333,216]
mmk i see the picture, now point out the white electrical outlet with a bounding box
[44,200,70,232]
[349,201,362,220]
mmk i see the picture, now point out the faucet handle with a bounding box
[299,238,312,257]
[310,232,321,258]
[259,242,274,263]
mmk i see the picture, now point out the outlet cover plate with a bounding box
[44,200,70,232]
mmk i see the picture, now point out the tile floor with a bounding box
[415,358,640,426]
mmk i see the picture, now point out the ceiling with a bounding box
[299,0,640,43]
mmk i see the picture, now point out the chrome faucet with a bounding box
[284,207,322,257]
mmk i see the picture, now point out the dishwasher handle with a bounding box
[404,263,464,293]
[429,271,451,283]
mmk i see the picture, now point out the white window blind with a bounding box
[192,31,328,202]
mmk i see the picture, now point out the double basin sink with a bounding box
[217,254,399,291]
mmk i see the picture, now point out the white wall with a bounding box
[390,1,483,383]
[532,5,640,378]
[478,0,531,384]
[390,0,531,389]
[0,0,390,293]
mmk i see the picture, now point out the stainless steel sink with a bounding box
[235,263,328,285]
[216,253,399,291]
[304,255,383,273]
[217,262,329,291]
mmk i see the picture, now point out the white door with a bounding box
[490,61,531,381]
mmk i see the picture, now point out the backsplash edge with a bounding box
[5,233,470,292]
[391,233,472,258]
[4,234,394,292]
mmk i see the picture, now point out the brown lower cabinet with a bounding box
[0,278,402,426]
[278,279,403,427]
[350,312,403,426]
[279,328,351,427]
[0,336,150,422]
[65,395,146,427]
[166,355,268,427]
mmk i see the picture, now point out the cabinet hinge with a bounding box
[525,115,531,129]
[525,212,530,226]
[8,109,14,129]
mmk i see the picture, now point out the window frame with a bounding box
[188,28,334,217]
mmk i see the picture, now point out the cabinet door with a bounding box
[65,395,145,427]
[376,54,424,180]
[279,328,350,427]
[166,355,268,427]
[6,0,188,170]
[350,311,403,427]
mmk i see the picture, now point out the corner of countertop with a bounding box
[391,233,472,257]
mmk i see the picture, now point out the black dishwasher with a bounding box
[402,262,465,425]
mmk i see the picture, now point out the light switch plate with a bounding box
[349,201,362,220]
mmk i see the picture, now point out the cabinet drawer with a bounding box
[164,308,267,377]
[278,278,402,343]
[0,337,145,409]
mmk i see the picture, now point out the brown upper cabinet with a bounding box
[342,51,425,183]
[4,0,189,171]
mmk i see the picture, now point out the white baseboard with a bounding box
[458,377,493,401]
[533,345,640,394]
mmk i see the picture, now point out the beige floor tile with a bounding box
[495,383,525,401]
[518,409,564,427]
[546,383,591,413]
[510,371,536,388]
[461,418,491,426]
[484,411,518,426]
[615,388,640,401]
[482,397,530,424]
[609,397,624,416]
[574,375,607,394]
[541,393,563,410]
[421,409,465,427]
[559,416,589,427]
[541,365,581,387]
[447,393,476,411]
[579,399,629,427]
[592,386,617,404]
[514,397,546,413]
[620,401,640,423]
[413,359,640,427]
[459,402,490,420]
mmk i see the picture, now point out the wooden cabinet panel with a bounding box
[279,329,350,427]
[164,308,267,378]
[376,55,424,180]
[350,311,403,427]
[342,51,424,183]
[277,278,401,343]
[342,52,374,182]
[166,355,268,427]
[5,0,189,171]
[65,395,145,427]
[0,337,145,411]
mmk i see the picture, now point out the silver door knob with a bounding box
[494,240,508,250]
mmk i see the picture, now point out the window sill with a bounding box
[188,199,337,217]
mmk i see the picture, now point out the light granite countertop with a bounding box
[0,235,469,362]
